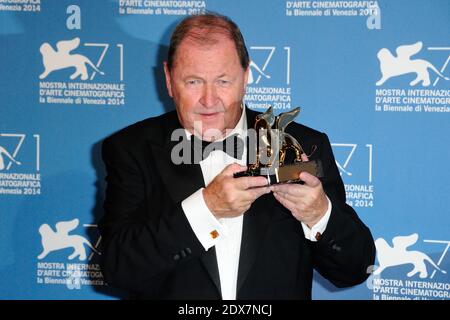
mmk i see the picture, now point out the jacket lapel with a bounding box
[236,194,274,295]
[200,247,222,298]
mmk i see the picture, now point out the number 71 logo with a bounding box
[332,143,373,183]
[0,134,40,171]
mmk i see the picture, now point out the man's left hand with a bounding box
[270,154,328,228]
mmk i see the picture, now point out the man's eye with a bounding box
[217,80,230,86]
[186,79,201,85]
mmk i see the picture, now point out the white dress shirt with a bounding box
[181,108,332,299]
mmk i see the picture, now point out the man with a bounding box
[99,13,375,299]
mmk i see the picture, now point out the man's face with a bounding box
[164,34,249,140]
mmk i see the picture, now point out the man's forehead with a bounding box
[172,37,240,69]
[178,32,234,51]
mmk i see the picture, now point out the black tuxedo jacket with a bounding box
[99,108,375,299]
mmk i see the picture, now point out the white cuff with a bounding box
[301,196,332,242]
[181,188,228,250]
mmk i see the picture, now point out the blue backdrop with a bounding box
[1,0,449,300]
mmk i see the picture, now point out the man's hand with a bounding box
[271,154,328,227]
[203,163,271,219]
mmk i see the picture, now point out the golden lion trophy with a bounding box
[234,106,323,185]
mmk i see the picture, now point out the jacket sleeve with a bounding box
[98,135,204,294]
[311,133,376,287]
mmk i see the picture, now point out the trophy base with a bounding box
[234,160,324,185]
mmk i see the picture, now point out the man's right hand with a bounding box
[203,163,271,219]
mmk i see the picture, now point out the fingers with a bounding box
[273,189,298,204]
[221,163,267,189]
[299,154,320,187]
[301,152,309,162]
[240,176,269,189]
[273,191,296,213]
[271,176,322,200]
[223,162,268,189]
[223,163,247,176]
[209,163,270,215]
[299,172,320,188]
[270,183,296,194]
[271,184,305,207]
[248,186,271,199]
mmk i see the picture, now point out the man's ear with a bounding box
[243,66,250,94]
[163,62,173,98]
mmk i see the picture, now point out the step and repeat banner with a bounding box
[1,0,449,300]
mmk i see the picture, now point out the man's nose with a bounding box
[200,84,218,108]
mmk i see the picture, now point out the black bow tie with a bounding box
[191,134,244,160]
